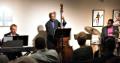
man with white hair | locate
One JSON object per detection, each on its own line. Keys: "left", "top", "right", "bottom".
{"left": 33, "top": 25, "right": 47, "bottom": 47}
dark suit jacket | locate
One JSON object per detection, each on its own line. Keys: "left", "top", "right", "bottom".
{"left": 45, "top": 19, "right": 66, "bottom": 49}
{"left": 45, "top": 19, "right": 66, "bottom": 38}
{"left": 101, "top": 26, "right": 119, "bottom": 44}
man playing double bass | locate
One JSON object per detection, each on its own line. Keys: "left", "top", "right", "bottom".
{"left": 45, "top": 11, "right": 67, "bottom": 49}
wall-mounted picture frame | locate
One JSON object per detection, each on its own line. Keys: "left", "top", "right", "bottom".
{"left": 92, "top": 9, "right": 104, "bottom": 27}
{"left": 0, "top": 10, "right": 13, "bottom": 27}
{"left": 113, "top": 9, "right": 120, "bottom": 22}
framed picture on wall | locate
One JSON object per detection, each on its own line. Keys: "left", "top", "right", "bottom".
{"left": 92, "top": 10, "right": 104, "bottom": 27}
{"left": 0, "top": 10, "right": 13, "bottom": 27}
{"left": 113, "top": 9, "right": 120, "bottom": 22}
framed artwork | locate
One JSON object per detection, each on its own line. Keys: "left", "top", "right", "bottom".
{"left": 0, "top": 10, "right": 13, "bottom": 27}
{"left": 92, "top": 10, "right": 104, "bottom": 27}
{"left": 113, "top": 9, "right": 120, "bottom": 21}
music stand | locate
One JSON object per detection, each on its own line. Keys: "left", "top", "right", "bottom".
{"left": 54, "top": 28, "right": 71, "bottom": 63}
{"left": 54, "top": 28, "right": 71, "bottom": 38}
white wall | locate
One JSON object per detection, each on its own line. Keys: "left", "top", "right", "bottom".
{"left": 0, "top": 0, "right": 120, "bottom": 50}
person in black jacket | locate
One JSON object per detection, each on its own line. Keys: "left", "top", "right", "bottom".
{"left": 101, "top": 19, "right": 119, "bottom": 46}
{"left": 93, "top": 37, "right": 117, "bottom": 63}
{"left": 71, "top": 32, "right": 93, "bottom": 63}
{"left": 3, "top": 24, "right": 22, "bottom": 61}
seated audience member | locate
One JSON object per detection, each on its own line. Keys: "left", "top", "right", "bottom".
{"left": 71, "top": 32, "right": 93, "bottom": 63}
{"left": 33, "top": 25, "right": 47, "bottom": 47}
{"left": 3, "top": 24, "right": 22, "bottom": 61}
{"left": 14, "top": 56, "right": 38, "bottom": 63}
{"left": 94, "top": 37, "right": 116, "bottom": 63}
{"left": 105, "top": 56, "right": 120, "bottom": 63}
{"left": 0, "top": 54, "right": 9, "bottom": 63}
{"left": 31, "top": 37, "right": 59, "bottom": 63}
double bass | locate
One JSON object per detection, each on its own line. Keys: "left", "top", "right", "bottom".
{"left": 55, "top": 4, "right": 73, "bottom": 63}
